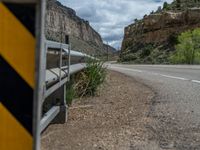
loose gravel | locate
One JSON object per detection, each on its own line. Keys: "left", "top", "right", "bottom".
{"left": 41, "top": 71, "right": 156, "bottom": 150}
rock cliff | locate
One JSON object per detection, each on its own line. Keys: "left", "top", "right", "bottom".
{"left": 46, "top": 0, "right": 115, "bottom": 55}
{"left": 121, "top": 0, "right": 200, "bottom": 63}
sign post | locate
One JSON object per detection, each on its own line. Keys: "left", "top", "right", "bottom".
{"left": 0, "top": 0, "right": 46, "bottom": 150}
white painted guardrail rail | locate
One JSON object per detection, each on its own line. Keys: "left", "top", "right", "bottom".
{"left": 40, "top": 39, "right": 96, "bottom": 133}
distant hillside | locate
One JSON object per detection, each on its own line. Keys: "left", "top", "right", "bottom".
{"left": 103, "top": 44, "right": 117, "bottom": 54}
{"left": 46, "top": 0, "right": 115, "bottom": 56}
{"left": 120, "top": 0, "right": 200, "bottom": 63}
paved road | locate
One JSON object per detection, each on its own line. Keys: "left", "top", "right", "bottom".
{"left": 108, "top": 64, "right": 200, "bottom": 150}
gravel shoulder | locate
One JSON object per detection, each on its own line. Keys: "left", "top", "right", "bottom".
{"left": 41, "top": 70, "right": 156, "bottom": 150}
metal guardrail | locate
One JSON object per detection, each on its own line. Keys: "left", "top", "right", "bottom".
{"left": 40, "top": 40, "right": 95, "bottom": 133}
{"left": 40, "top": 106, "right": 60, "bottom": 133}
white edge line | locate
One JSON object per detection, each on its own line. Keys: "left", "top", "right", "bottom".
{"left": 192, "top": 80, "right": 200, "bottom": 84}
{"left": 109, "top": 67, "right": 143, "bottom": 73}
{"left": 160, "top": 74, "right": 188, "bottom": 81}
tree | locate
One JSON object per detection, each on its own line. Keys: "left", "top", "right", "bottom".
{"left": 171, "top": 28, "right": 200, "bottom": 64}
{"left": 163, "top": 2, "right": 169, "bottom": 10}
{"left": 143, "top": 14, "right": 148, "bottom": 18}
{"left": 150, "top": 11, "right": 154, "bottom": 14}
{"left": 157, "top": 6, "right": 162, "bottom": 13}
{"left": 134, "top": 18, "right": 138, "bottom": 23}
{"left": 176, "top": 0, "right": 181, "bottom": 8}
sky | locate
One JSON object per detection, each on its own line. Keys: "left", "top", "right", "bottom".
{"left": 58, "top": 0, "right": 173, "bottom": 49}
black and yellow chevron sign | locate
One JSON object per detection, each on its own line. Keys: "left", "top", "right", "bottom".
{"left": 0, "top": 1, "right": 37, "bottom": 150}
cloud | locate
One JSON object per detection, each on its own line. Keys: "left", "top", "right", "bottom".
{"left": 58, "top": 0, "right": 173, "bottom": 49}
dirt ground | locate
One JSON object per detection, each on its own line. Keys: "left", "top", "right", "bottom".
{"left": 41, "top": 70, "right": 155, "bottom": 150}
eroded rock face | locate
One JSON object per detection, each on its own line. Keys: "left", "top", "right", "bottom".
{"left": 45, "top": 0, "right": 104, "bottom": 54}
{"left": 122, "top": 9, "right": 200, "bottom": 52}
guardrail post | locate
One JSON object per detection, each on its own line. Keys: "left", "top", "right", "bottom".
{"left": 0, "top": 1, "right": 45, "bottom": 150}
{"left": 51, "top": 85, "right": 67, "bottom": 124}
{"left": 59, "top": 43, "right": 62, "bottom": 82}
{"left": 34, "top": 0, "right": 46, "bottom": 149}
{"left": 68, "top": 43, "right": 71, "bottom": 81}
{"left": 50, "top": 35, "right": 70, "bottom": 124}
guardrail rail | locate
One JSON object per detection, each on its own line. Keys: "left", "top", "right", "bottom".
{"left": 40, "top": 39, "right": 96, "bottom": 133}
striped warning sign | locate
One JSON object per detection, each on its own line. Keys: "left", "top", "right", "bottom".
{"left": 0, "top": 1, "right": 37, "bottom": 150}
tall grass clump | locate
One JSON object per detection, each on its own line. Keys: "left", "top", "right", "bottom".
{"left": 66, "top": 59, "right": 106, "bottom": 105}
{"left": 66, "top": 78, "right": 76, "bottom": 105}
{"left": 74, "top": 59, "right": 106, "bottom": 97}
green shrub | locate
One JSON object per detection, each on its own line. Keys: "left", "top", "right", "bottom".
{"left": 168, "top": 34, "right": 178, "bottom": 46}
{"left": 170, "top": 28, "right": 200, "bottom": 64}
{"left": 66, "top": 59, "right": 106, "bottom": 104}
{"left": 140, "top": 44, "right": 153, "bottom": 58}
{"left": 120, "top": 53, "right": 138, "bottom": 62}
{"left": 163, "top": 2, "right": 170, "bottom": 10}
{"left": 74, "top": 59, "right": 106, "bottom": 96}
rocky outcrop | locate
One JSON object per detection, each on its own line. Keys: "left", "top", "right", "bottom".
{"left": 121, "top": 0, "right": 200, "bottom": 63}
{"left": 122, "top": 9, "right": 200, "bottom": 49}
{"left": 46, "top": 0, "right": 113, "bottom": 55}
{"left": 103, "top": 44, "right": 117, "bottom": 54}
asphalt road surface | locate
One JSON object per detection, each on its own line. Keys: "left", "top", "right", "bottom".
{"left": 108, "top": 64, "right": 200, "bottom": 150}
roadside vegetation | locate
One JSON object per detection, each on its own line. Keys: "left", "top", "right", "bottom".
{"left": 66, "top": 59, "right": 106, "bottom": 105}
{"left": 170, "top": 28, "right": 200, "bottom": 64}
{"left": 119, "top": 43, "right": 170, "bottom": 64}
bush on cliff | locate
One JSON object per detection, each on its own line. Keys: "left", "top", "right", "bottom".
{"left": 119, "top": 53, "right": 138, "bottom": 62}
{"left": 163, "top": 2, "right": 170, "bottom": 10}
{"left": 170, "top": 28, "right": 200, "bottom": 64}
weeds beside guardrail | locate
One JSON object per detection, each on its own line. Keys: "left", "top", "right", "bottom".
{"left": 66, "top": 59, "right": 106, "bottom": 105}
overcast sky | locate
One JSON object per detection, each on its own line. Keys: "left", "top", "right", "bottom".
{"left": 58, "top": 0, "right": 173, "bottom": 49}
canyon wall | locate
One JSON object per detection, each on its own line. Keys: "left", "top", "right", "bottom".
{"left": 46, "top": 0, "right": 112, "bottom": 55}
{"left": 121, "top": 0, "right": 200, "bottom": 63}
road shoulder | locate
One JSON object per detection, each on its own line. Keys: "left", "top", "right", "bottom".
{"left": 41, "top": 70, "right": 157, "bottom": 150}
